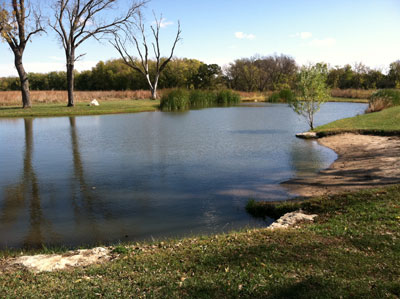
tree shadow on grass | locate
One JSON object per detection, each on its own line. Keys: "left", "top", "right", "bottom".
{"left": 0, "top": 106, "right": 22, "bottom": 111}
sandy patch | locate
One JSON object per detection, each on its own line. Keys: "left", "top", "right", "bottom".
{"left": 282, "top": 133, "right": 400, "bottom": 197}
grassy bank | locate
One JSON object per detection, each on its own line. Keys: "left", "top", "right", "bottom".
{"left": 315, "top": 105, "right": 400, "bottom": 135}
{"left": 0, "top": 185, "right": 399, "bottom": 297}
{"left": 0, "top": 100, "right": 160, "bottom": 118}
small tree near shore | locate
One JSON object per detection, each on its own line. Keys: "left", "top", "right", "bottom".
{"left": 289, "top": 63, "right": 330, "bottom": 130}
{"left": 111, "top": 12, "right": 181, "bottom": 100}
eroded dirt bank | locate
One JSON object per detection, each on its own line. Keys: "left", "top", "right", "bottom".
{"left": 282, "top": 133, "right": 400, "bottom": 197}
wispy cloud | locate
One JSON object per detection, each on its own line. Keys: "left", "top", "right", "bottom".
{"left": 155, "top": 18, "right": 173, "bottom": 28}
{"left": 290, "top": 32, "right": 313, "bottom": 39}
{"left": 235, "top": 32, "right": 256, "bottom": 40}
{"left": 308, "top": 37, "right": 336, "bottom": 47}
{"left": 291, "top": 31, "right": 336, "bottom": 47}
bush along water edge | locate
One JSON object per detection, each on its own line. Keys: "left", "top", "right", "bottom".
{"left": 160, "top": 89, "right": 240, "bottom": 111}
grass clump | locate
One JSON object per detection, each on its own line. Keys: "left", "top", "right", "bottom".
{"left": 246, "top": 199, "right": 299, "bottom": 219}
{"left": 266, "top": 89, "right": 296, "bottom": 103}
{"left": 367, "top": 89, "right": 400, "bottom": 112}
{"left": 111, "top": 245, "right": 132, "bottom": 255}
{"left": 159, "top": 89, "right": 191, "bottom": 111}
{"left": 1, "top": 185, "right": 399, "bottom": 297}
{"left": 215, "top": 89, "right": 241, "bottom": 104}
{"left": 160, "top": 89, "right": 240, "bottom": 111}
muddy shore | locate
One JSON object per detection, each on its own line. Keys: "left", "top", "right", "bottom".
{"left": 282, "top": 133, "right": 400, "bottom": 197}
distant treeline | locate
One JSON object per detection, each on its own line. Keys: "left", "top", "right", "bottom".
{"left": 1, "top": 55, "right": 400, "bottom": 92}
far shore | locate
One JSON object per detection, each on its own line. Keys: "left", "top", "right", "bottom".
{"left": 0, "top": 90, "right": 370, "bottom": 118}
{"left": 282, "top": 133, "right": 400, "bottom": 197}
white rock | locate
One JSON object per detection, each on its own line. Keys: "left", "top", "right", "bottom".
{"left": 90, "top": 99, "right": 100, "bottom": 106}
{"left": 11, "top": 247, "right": 111, "bottom": 272}
{"left": 295, "top": 132, "right": 318, "bottom": 139}
{"left": 268, "top": 210, "right": 318, "bottom": 230}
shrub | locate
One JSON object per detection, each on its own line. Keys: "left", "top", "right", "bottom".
{"left": 160, "top": 89, "right": 190, "bottom": 111}
{"left": 367, "top": 89, "right": 400, "bottom": 112}
{"left": 189, "top": 90, "right": 216, "bottom": 108}
{"left": 161, "top": 89, "right": 240, "bottom": 111}
{"left": 216, "top": 90, "right": 240, "bottom": 104}
{"left": 266, "top": 89, "right": 296, "bottom": 103}
{"left": 267, "top": 92, "right": 281, "bottom": 103}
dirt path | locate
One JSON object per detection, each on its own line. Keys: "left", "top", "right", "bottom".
{"left": 282, "top": 133, "right": 400, "bottom": 197}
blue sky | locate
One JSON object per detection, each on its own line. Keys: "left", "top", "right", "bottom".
{"left": 1, "top": 0, "right": 399, "bottom": 76}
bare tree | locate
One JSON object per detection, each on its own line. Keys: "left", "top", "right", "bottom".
{"left": 0, "top": 0, "right": 44, "bottom": 108}
{"left": 111, "top": 12, "right": 181, "bottom": 100}
{"left": 50, "top": 0, "right": 146, "bottom": 107}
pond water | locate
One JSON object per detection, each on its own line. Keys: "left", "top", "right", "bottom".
{"left": 0, "top": 102, "right": 367, "bottom": 249}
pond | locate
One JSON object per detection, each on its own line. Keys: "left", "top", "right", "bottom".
{"left": 0, "top": 102, "right": 367, "bottom": 249}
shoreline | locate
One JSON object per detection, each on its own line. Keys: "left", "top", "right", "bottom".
{"left": 282, "top": 133, "right": 400, "bottom": 197}
{"left": 0, "top": 97, "right": 367, "bottom": 119}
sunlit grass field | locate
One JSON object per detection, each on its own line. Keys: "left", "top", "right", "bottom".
{"left": 315, "top": 105, "right": 400, "bottom": 134}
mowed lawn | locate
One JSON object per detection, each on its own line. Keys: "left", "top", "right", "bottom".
{"left": 315, "top": 105, "right": 400, "bottom": 134}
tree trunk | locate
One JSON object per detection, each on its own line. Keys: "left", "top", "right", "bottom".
{"left": 15, "top": 54, "right": 32, "bottom": 109}
{"left": 66, "top": 55, "right": 75, "bottom": 107}
{"left": 151, "top": 88, "right": 157, "bottom": 100}
{"left": 67, "top": 63, "right": 75, "bottom": 107}
{"left": 151, "top": 76, "right": 159, "bottom": 100}
{"left": 309, "top": 113, "right": 314, "bottom": 130}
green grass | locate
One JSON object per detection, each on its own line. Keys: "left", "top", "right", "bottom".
{"left": 314, "top": 105, "right": 400, "bottom": 135}
{"left": 1, "top": 185, "right": 399, "bottom": 297}
{"left": 0, "top": 100, "right": 160, "bottom": 118}
{"left": 266, "top": 89, "right": 296, "bottom": 103}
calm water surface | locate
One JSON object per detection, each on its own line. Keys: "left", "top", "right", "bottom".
{"left": 0, "top": 102, "right": 366, "bottom": 248}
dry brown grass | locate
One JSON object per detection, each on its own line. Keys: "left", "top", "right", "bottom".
{"left": 331, "top": 88, "right": 375, "bottom": 99}
{"left": 237, "top": 91, "right": 273, "bottom": 101}
{"left": 0, "top": 90, "right": 158, "bottom": 106}
{"left": 366, "top": 97, "right": 393, "bottom": 113}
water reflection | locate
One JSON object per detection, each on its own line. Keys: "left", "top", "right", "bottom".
{"left": 289, "top": 139, "right": 336, "bottom": 178}
{"left": 68, "top": 117, "right": 109, "bottom": 243}
{"left": 0, "top": 119, "right": 56, "bottom": 248}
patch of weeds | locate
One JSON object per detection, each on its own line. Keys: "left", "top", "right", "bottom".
{"left": 111, "top": 245, "right": 131, "bottom": 255}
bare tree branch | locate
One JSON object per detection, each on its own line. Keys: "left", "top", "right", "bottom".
{"left": 0, "top": 0, "right": 45, "bottom": 108}
{"left": 49, "top": 0, "right": 146, "bottom": 106}
{"left": 111, "top": 12, "right": 181, "bottom": 100}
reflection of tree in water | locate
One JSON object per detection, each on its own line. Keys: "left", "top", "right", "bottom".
{"left": 289, "top": 140, "right": 334, "bottom": 178}
{"left": 0, "top": 118, "right": 55, "bottom": 248}
{"left": 69, "top": 117, "right": 112, "bottom": 242}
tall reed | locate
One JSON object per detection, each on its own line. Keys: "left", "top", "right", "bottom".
{"left": 160, "top": 89, "right": 240, "bottom": 111}
{"left": 159, "top": 89, "right": 191, "bottom": 111}
{"left": 266, "top": 89, "right": 296, "bottom": 103}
